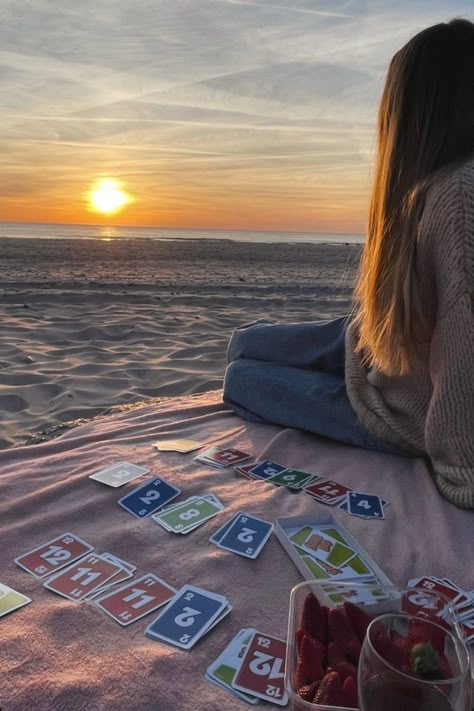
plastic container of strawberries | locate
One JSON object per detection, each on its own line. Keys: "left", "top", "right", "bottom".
{"left": 285, "top": 580, "right": 468, "bottom": 711}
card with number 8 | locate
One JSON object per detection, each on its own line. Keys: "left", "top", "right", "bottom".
{"left": 232, "top": 631, "right": 288, "bottom": 705}
{"left": 117, "top": 477, "right": 181, "bottom": 519}
{"left": 14, "top": 532, "right": 94, "bottom": 578}
{"left": 145, "top": 584, "right": 228, "bottom": 649}
{"left": 95, "top": 574, "right": 176, "bottom": 625}
{"left": 152, "top": 497, "right": 222, "bottom": 533}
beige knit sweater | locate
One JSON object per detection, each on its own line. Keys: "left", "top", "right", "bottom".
{"left": 345, "top": 158, "right": 474, "bottom": 509}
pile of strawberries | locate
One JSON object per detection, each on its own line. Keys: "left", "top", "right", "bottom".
{"left": 295, "top": 593, "right": 452, "bottom": 708}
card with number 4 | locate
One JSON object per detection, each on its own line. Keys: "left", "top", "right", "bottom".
{"left": 15, "top": 532, "right": 94, "bottom": 579}
{"left": 214, "top": 513, "right": 273, "bottom": 559}
{"left": 145, "top": 585, "right": 229, "bottom": 649}
{"left": 346, "top": 491, "right": 385, "bottom": 519}
{"left": 232, "top": 631, "right": 288, "bottom": 706}
{"left": 95, "top": 574, "right": 176, "bottom": 626}
{"left": 117, "top": 477, "right": 181, "bottom": 518}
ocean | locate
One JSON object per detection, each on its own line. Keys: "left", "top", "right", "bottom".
{"left": 0, "top": 221, "right": 364, "bottom": 245}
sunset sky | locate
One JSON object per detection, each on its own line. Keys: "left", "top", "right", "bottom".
{"left": 0, "top": 0, "right": 471, "bottom": 233}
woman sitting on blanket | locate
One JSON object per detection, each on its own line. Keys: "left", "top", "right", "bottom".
{"left": 223, "top": 19, "right": 474, "bottom": 510}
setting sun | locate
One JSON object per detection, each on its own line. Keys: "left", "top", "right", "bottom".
{"left": 89, "top": 179, "right": 129, "bottom": 215}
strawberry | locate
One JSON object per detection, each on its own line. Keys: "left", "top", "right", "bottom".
{"left": 407, "top": 616, "right": 446, "bottom": 655}
{"left": 328, "top": 607, "right": 356, "bottom": 644}
{"left": 297, "top": 681, "right": 320, "bottom": 702}
{"left": 295, "top": 657, "right": 309, "bottom": 688}
{"left": 300, "top": 634, "right": 325, "bottom": 682}
{"left": 296, "top": 627, "right": 306, "bottom": 655}
{"left": 327, "top": 661, "right": 357, "bottom": 681}
{"left": 327, "top": 640, "right": 347, "bottom": 667}
{"left": 301, "top": 593, "right": 327, "bottom": 642}
{"left": 345, "top": 639, "right": 362, "bottom": 665}
{"left": 373, "top": 629, "right": 408, "bottom": 670}
{"left": 314, "top": 671, "right": 347, "bottom": 706}
{"left": 343, "top": 675, "right": 358, "bottom": 709}
{"left": 343, "top": 600, "right": 373, "bottom": 643}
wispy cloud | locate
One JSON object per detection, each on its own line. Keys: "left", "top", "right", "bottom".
{"left": 0, "top": 0, "right": 471, "bottom": 230}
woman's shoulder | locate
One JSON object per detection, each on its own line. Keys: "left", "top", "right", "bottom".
{"left": 425, "top": 156, "right": 474, "bottom": 213}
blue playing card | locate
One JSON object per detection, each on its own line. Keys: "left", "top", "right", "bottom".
{"left": 347, "top": 491, "right": 385, "bottom": 519}
{"left": 145, "top": 585, "right": 228, "bottom": 649}
{"left": 218, "top": 513, "right": 273, "bottom": 558}
{"left": 249, "top": 460, "right": 287, "bottom": 480}
{"left": 117, "top": 477, "right": 181, "bottom": 519}
{"left": 209, "top": 512, "right": 240, "bottom": 545}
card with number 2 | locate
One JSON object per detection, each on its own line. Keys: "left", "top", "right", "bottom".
{"left": 117, "top": 477, "right": 181, "bottom": 518}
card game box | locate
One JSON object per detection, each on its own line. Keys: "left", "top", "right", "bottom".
{"left": 274, "top": 513, "right": 394, "bottom": 592}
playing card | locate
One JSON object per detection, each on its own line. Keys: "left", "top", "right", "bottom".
{"left": 153, "top": 439, "right": 204, "bottom": 453}
{"left": 299, "top": 528, "right": 357, "bottom": 568}
{"left": 407, "top": 576, "right": 464, "bottom": 605}
{"left": 195, "top": 447, "right": 251, "bottom": 468}
{"left": 44, "top": 553, "right": 124, "bottom": 601}
{"left": 339, "top": 497, "right": 389, "bottom": 517}
{"left": 217, "top": 513, "right": 273, "bottom": 559}
{"left": 145, "top": 585, "right": 228, "bottom": 649}
{"left": 15, "top": 532, "right": 94, "bottom": 578}
{"left": 83, "top": 553, "right": 136, "bottom": 600}
{"left": 232, "top": 631, "right": 288, "bottom": 705}
{"left": 233, "top": 463, "right": 258, "bottom": 479}
{"left": 210, "top": 512, "right": 240, "bottom": 544}
{"left": 99, "top": 553, "right": 136, "bottom": 575}
{"left": 320, "top": 582, "right": 391, "bottom": 606}
{"left": 267, "top": 468, "right": 316, "bottom": 489}
{"left": 152, "top": 496, "right": 222, "bottom": 533}
{"left": 248, "top": 460, "right": 287, "bottom": 480}
{"left": 117, "top": 477, "right": 181, "bottom": 518}
{"left": 206, "top": 628, "right": 259, "bottom": 704}
{"left": 96, "top": 574, "right": 176, "bottom": 626}
{"left": 89, "top": 461, "right": 149, "bottom": 487}
{"left": 0, "top": 583, "right": 32, "bottom": 618}
{"left": 305, "top": 479, "right": 352, "bottom": 504}
{"left": 347, "top": 491, "right": 385, "bottom": 519}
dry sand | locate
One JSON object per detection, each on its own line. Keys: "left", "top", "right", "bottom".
{"left": 0, "top": 236, "right": 360, "bottom": 448}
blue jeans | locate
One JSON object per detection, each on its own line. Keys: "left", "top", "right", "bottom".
{"left": 223, "top": 317, "right": 402, "bottom": 455}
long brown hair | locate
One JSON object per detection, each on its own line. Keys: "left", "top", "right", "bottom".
{"left": 353, "top": 18, "right": 474, "bottom": 376}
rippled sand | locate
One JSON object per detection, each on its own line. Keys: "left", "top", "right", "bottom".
{"left": 0, "top": 237, "right": 360, "bottom": 447}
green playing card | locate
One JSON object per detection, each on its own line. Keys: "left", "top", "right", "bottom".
{"left": 267, "top": 469, "right": 314, "bottom": 489}
{"left": 153, "top": 497, "right": 220, "bottom": 532}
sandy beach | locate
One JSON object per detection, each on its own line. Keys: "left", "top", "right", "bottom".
{"left": 0, "top": 236, "right": 360, "bottom": 449}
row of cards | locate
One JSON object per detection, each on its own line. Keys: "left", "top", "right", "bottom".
{"left": 408, "top": 576, "right": 474, "bottom": 643}
{"left": 206, "top": 628, "right": 288, "bottom": 706}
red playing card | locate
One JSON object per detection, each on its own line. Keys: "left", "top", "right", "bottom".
{"left": 96, "top": 574, "right": 176, "bottom": 625}
{"left": 305, "top": 479, "right": 352, "bottom": 502}
{"left": 210, "top": 448, "right": 251, "bottom": 466}
{"left": 410, "top": 577, "right": 463, "bottom": 603}
{"left": 44, "top": 554, "right": 123, "bottom": 601}
{"left": 232, "top": 632, "right": 288, "bottom": 706}
{"left": 15, "top": 533, "right": 94, "bottom": 578}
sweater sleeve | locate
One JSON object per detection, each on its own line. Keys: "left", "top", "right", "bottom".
{"left": 426, "top": 292, "right": 474, "bottom": 508}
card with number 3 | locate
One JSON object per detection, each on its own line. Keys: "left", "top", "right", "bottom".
{"left": 117, "top": 477, "right": 181, "bottom": 518}
{"left": 232, "top": 631, "right": 288, "bottom": 705}
{"left": 14, "top": 532, "right": 94, "bottom": 578}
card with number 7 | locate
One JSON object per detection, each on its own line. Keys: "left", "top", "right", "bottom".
{"left": 232, "top": 631, "right": 288, "bottom": 705}
{"left": 95, "top": 574, "right": 176, "bottom": 626}
{"left": 117, "top": 477, "right": 181, "bottom": 519}
{"left": 14, "top": 532, "right": 94, "bottom": 578}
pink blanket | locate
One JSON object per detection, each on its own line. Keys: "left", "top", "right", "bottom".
{"left": 1, "top": 391, "right": 472, "bottom": 711}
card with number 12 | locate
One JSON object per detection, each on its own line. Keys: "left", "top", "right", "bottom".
{"left": 117, "top": 477, "right": 181, "bottom": 518}
{"left": 232, "top": 631, "right": 288, "bottom": 705}
{"left": 15, "top": 532, "right": 93, "bottom": 578}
